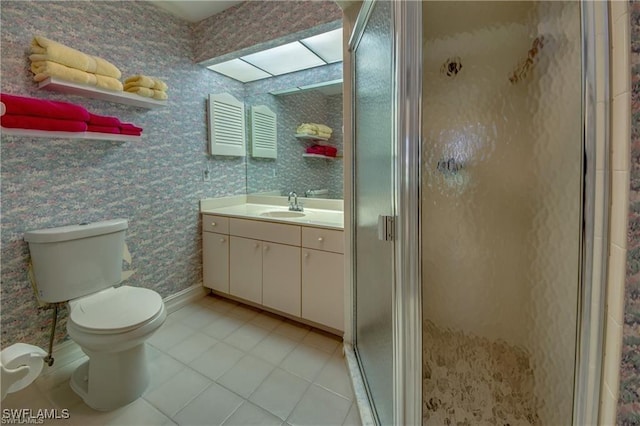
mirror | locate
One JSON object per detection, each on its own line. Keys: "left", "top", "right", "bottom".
{"left": 245, "top": 79, "right": 344, "bottom": 200}
{"left": 200, "top": 21, "right": 344, "bottom": 200}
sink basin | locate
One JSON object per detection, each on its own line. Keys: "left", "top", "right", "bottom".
{"left": 260, "top": 211, "right": 306, "bottom": 218}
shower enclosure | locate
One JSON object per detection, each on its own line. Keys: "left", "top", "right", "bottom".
{"left": 349, "top": 1, "right": 607, "bottom": 425}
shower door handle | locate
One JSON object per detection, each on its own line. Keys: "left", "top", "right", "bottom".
{"left": 377, "top": 215, "right": 395, "bottom": 241}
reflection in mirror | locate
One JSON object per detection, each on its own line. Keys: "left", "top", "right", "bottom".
{"left": 245, "top": 79, "right": 343, "bottom": 200}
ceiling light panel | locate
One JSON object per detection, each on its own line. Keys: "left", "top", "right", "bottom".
{"left": 207, "top": 59, "right": 271, "bottom": 83}
{"left": 241, "top": 41, "right": 325, "bottom": 76}
{"left": 301, "top": 29, "right": 343, "bottom": 63}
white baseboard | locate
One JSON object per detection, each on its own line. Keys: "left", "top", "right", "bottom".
{"left": 163, "top": 284, "right": 208, "bottom": 314}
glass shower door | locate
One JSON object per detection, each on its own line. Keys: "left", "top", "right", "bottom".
{"left": 351, "top": 1, "right": 395, "bottom": 425}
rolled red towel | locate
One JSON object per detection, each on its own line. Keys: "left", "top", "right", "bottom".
{"left": 88, "top": 113, "right": 121, "bottom": 127}
{"left": 119, "top": 122, "right": 143, "bottom": 134}
{"left": 0, "top": 93, "right": 89, "bottom": 122}
{"left": 1, "top": 114, "right": 88, "bottom": 132}
{"left": 87, "top": 124, "right": 120, "bottom": 134}
{"left": 306, "top": 144, "right": 325, "bottom": 154}
{"left": 324, "top": 146, "right": 337, "bottom": 157}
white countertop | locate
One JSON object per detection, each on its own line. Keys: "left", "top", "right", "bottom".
{"left": 201, "top": 201, "right": 344, "bottom": 230}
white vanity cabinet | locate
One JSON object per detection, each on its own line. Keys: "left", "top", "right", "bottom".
{"left": 203, "top": 232, "right": 229, "bottom": 293}
{"left": 229, "top": 218, "right": 302, "bottom": 315}
{"left": 301, "top": 228, "right": 344, "bottom": 331}
{"left": 201, "top": 212, "right": 344, "bottom": 332}
{"left": 229, "top": 236, "right": 263, "bottom": 304}
{"left": 261, "top": 242, "right": 301, "bottom": 316}
{"left": 202, "top": 215, "right": 230, "bottom": 293}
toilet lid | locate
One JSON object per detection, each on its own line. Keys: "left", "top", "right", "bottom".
{"left": 69, "top": 286, "right": 163, "bottom": 333}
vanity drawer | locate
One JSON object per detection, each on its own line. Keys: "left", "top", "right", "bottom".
{"left": 230, "top": 218, "right": 300, "bottom": 246}
{"left": 302, "top": 227, "right": 344, "bottom": 253}
{"left": 202, "top": 214, "right": 229, "bottom": 234}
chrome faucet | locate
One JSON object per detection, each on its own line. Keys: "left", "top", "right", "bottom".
{"left": 288, "top": 191, "right": 303, "bottom": 212}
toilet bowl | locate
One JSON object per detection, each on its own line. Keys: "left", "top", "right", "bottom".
{"left": 24, "top": 219, "right": 167, "bottom": 411}
{"left": 66, "top": 286, "right": 166, "bottom": 410}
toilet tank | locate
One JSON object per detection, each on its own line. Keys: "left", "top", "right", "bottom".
{"left": 24, "top": 219, "right": 128, "bottom": 303}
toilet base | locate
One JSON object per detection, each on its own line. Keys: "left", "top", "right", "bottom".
{"left": 70, "top": 343, "right": 149, "bottom": 411}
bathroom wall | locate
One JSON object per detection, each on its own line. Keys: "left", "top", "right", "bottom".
{"left": 0, "top": 1, "right": 247, "bottom": 349}
{"left": 244, "top": 62, "right": 344, "bottom": 199}
{"left": 192, "top": 1, "right": 342, "bottom": 64}
{"left": 620, "top": 0, "right": 640, "bottom": 422}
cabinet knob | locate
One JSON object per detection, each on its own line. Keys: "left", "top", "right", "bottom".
{"left": 264, "top": 245, "right": 269, "bottom": 251}
{"left": 254, "top": 243, "right": 260, "bottom": 248}
{"left": 317, "top": 237, "right": 324, "bottom": 242}
{"left": 211, "top": 222, "right": 216, "bottom": 226}
{"left": 304, "top": 252, "right": 310, "bottom": 258}
{"left": 219, "top": 237, "right": 226, "bottom": 242}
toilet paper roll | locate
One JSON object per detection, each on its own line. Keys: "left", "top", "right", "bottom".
{"left": 0, "top": 343, "right": 46, "bottom": 395}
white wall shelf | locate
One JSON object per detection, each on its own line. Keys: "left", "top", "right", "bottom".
{"left": 295, "top": 133, "right": 329, "bottom": 142}
{"left": 1, "top": 127, "right": 141, "bottom": 142}
{"left": 302, "top": 153, "right": 341, "bottom": 160}
{"left": 38, "top": 77, "right": 167, "bottom": 109}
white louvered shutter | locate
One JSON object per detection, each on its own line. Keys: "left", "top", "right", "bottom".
{"left": 250, "top": 105, "right": 277, "bottom": 159}
{"left": 208, "top": 93, "right": 246, "bottom": 157}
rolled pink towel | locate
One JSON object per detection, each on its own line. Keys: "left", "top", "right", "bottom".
{"left": 0, "top": 93, "right": 89, "bottom": 121}
{"left": 88, "top": 113, "right": 121, "bottom": 127}
{"left": 1, "top": 114, "right": 88, "bottom": 132}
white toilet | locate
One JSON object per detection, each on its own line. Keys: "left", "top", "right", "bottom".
{"left": 24, "top": 219, "right": 166, "bottom": 411}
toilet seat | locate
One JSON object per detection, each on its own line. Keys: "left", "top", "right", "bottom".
{"left": 68, "top": 286, "right": 163, "bottom": 334}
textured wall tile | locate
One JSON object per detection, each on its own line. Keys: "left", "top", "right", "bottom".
{"left": 191, "top": 1, "right": 342, "bottom": 64}
{"left": 0, "top": 1, "right": 344, "bottom": 351}
{"left": 619, "top": 1, "right": 640, "bottom": 422}
{"left": 0, "top": 1, "right": 246, "bottom": 349}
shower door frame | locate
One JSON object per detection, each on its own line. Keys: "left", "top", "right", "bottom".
{"left": 391, "top": 1, "right": 423, "bottom": 425}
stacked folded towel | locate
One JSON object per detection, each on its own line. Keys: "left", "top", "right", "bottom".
{"left": 29, "top": 36, "right": 123, "bottom": 92}
{"left": 0, "top": 93, "right": 89, "bottom": 132}
{"left": 305, "top": 144, "right": 337, "bottom": 157}
{"left": 296, "top": 123, "right": 333, "bottom": 139}
{"left": 0, "top": 93, "right": 143, "bottom": 136}
{"left": 124, "top": 75, "right": 168, "bottom": 100}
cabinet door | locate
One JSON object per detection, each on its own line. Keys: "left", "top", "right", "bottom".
{"left": 203, "top": 232, "right": 229, "bottom": 293}
{"left": 229, "top": 236, "right": 262, "bottom": 304}
{"left": 301, "top": 249, "right": 344, "bottom": 331}
{"left": 262, "top": 242, "right": 301, "bottom": 316}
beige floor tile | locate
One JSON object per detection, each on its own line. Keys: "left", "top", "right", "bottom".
{"left": 217, "top": 354, "right": 275, "bottom": 398}
{"left": 249, "top": 368, "right": 311, "bottom": 421}
{"left": 280, "top": 344, "right": 331, "bottom": 382}
{"left": 189, "top": 341, "right": 244, "bottom": 380}
{"left": 144, "top": 368, "right": 211, "bottom": 417}
{"left": 174, "top": 382, "right": 243, "bottom": 426}
{"left": 287, "top": 384, "right": 351, "bottom": 426}
{"left": 222, "top": 401, "right": 283, "bottom": 426}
